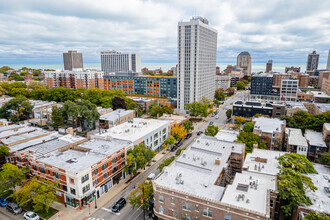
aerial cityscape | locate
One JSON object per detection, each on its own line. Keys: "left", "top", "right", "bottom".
{"left": 0, "top": 1, "right": 329, "bottom": 220}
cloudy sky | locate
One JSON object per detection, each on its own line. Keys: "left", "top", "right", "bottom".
{"left": 0, "top": 0, "right": 329, "bottom": 64}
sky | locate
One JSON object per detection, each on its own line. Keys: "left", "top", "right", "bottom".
{"left": 0, "top": 0, "right": 330, "bottom": 64}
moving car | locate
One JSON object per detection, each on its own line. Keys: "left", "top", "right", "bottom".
{"left": 6, "top": 202, "right": 22, "bottom": 215}
{"left": 112, "top": 198, "right": 126, "bottom": 213}
{"left": 0, "top": 197, "right": 8, "bottom": 207}
{"left": 147, "top": 173, "right": 156, "bottom": 180}
{"left": 197, "top": 131, "right": 203, "bottom": 136}
{"left": 24, "top": 211, "right": 40, "bottom": 220}
{"left": 209, "top": 121, "right": 214, "bottom": 125}
{"left": 215, "top": 115, "right": 219, "bottom": 119}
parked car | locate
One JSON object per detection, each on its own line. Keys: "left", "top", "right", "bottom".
{"left": 209, "top": 121, "right": 214, "bottom": 125}
{"left": 197, "top": 131, "right": 203, "bottom": 136}
{"left": 112, "top": 198, "right": 126, "bottom": 213}
{"left": 215, "top": 115, "right": 219, "bottom": 119}
{"left": 6, "top": 202, "right": 22, "bottom": 215}
{"left": 185, "top": 133, "right": 192, "bottom": 139}
{"left": 147, "top": 173, "right": 156, "bottom": 180}
{"left": 24, "top": 211, "right": 40, "bottom": 220}
{"left": 0, "top": 197, "right": 8, "bottom": 207}
{"left": 177, "top": 140, "right": 183, "bottom": 147}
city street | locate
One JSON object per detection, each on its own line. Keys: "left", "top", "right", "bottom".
{"left": 88, "top": 91, "right": 246, "bottom": 220}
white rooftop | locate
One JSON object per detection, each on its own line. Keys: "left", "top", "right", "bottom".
{"left": 304, "top": 130, "right": 327, "bottom": 148}
{"left": 253, "top": 117, "right": 285, "bottom": 134}
{"left": 99, "top": 109, "right": 134, "bottom": 122}
{"left": 315, "top": 103, "right": 330, "bottom": 113}
{"left": 302, "top": 163, "right": 330, "bottom": 214}
{"left": 0, "top": 126, "right": 36, "bottom": 139}
{"left": 154, "top": 135, "right": 244, "bottom": 202}
{"left": 215, "top": 130, "right": 239, "bottom": 142}
{"left": 38, "top": 138, "right": 130, "bottom": 174}
{"left": 221, "top": 171, "right": 276, "bottom": 216}
{"left": 310, "top": 91, "right": 330, "bottom": 98}
{"left": 243, "top": 149, "right": 286, "bottom": 176}
{"left": 1, "top": 129, "right": 51, "bottom": 145}
{"left": 325, "top": 123, "right": 330, "bottom": 130}
{"left": 95, "top": 118, "right": 171, "bottom": 143}
{"left": 285, "top": 128, "right": 308, "bottom": 147}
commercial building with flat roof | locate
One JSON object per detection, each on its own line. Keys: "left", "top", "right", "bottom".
{"left": 63, "top": 50, "right": 83, "bottom": 71}
{"left": 91, "top": 118, "right": 172, "bottom": 152}
{"left": 100, "top": 50, "right": 141, "bottom": 74}
{"left": 99, "top": 109, "right": 135, "bottom": 129}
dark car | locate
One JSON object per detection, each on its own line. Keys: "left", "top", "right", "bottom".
{"left": 112, "top": 198, "right": 126, "bottom": 213}
{"left": 185, "top": 133, "right": 192, "bottom": 139}
{"left": 209, "top": 121, "right": 214, "bottom": 125}
{"left": 177, "top": 140, "right": 183, "bottom": 147}
{"left": 6, "top": 202, "right": 22, "bottom": 215}
{"left": 171, "top": 146, "right": 178, "bottom": 152}
{"left": 197, "top": 131, "right": 203, "bottom": 136}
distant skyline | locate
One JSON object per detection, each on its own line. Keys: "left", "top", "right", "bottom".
{"left": 0, "top": 0, "right": 329, "bottom": 64}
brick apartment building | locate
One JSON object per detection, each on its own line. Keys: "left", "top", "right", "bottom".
{"left": 44, "top": 70, "right": 104, "bottom": 89}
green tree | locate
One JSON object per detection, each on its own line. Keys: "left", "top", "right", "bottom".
{"left": 0, "top": 145, "right": 9, "bottom": 157}
{"left": 185, "top": 102, "right": 208, "bottom": 117}
{"left": 304, "top": 211, "right": 330, "bottom": 220}
{"left": 236, "top": 131, "right": 267, "bottom": 153}
{"left": 13, "top": 177, "right": 58, "bottom": 213}
{"left": 0, "top": 96, "right": 33, "bottom": 122}
{"left": 149, "top": 105, "right": 164, "bottom": 118}
{"left": 182, "top": 120, "right": 194, "bottom": 132}
{"left": 205, "top": 125, "right": 219, "bottom": 136}
{"left": 164, "top": 136, "right": 175, "bottom": 149}
{"left": 145, "top": 148, "right": 156, "bottom": 165}
{"left": 158, "top": 156, "right": 176, "bottom": 172}
{"left": 28, "top": 82, "right": 46, "bottom": 90}
{"left": 128, "top": 178, "right": 153, "bottom": 212}
{"left": 235, "top": 116, "right": 245, "bottom": 125}
{"left": 50, "top": 106, "right": 65, "bottom": 129}
{"left": 319, "top": 152, "right": 330, "bottom": 165}
{"left": 215, "top": 89, "right": 225, "bottom": 101}
{"left": 0, "top": 163, "right": 29, "bottom": 195}
{"left": 162, "top": 106, "right": 173, "bottom": 114}
{"left": 242, "top": 122, "right": 254, "bottom": 132}
{"left": 236, "top": 81, "right": 246, "bottom": 90}
{"left": 278, "top": 153, "right": 316, "bottom": 174}
{"left": 226, "top": 109, "right": 232, "bottom": 119}
{"left": 124, "top": 152, "right": 136, "bottom": 178}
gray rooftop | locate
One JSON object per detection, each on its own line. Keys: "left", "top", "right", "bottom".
{"left": 285, "top": 128, "right": 308, "bottom": 147}
{"left": 99, "top": 109, "right": 134, "bottom": 122}
{"left": 304, "top": 130, "right": 327, "bottom": 148}
{"left": 253, "top": 117, "right": 285, "bottom": 134}
{"left": 239, "top": 51, "right": 250, "bottom": 56}
{"left": 215, "top": 130, "right": 239, "bottom": 142}
{"left": 1, "top": 129, "right": 51, "bottom": 145}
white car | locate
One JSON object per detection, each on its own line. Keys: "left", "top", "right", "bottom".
{"left": 215, "top": 115, "right": 219, "bottom": 119}
{"left": 24, "top": 211, "right": 40, "bottom": 220}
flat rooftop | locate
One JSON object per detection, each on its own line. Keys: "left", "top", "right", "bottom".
{"left": 253, "top": 117, "right": 285, "bottom": 134}
{"left": 158, "top": 114, "right": 187, "bottom": 123}
{"left": 285, "top": 128, "right": 308, "bottom": 147}
{"left": 304, "top": 130, "right": 327, "bottom": 148}
{"left": 1, "top": 129, "right": 51, "bottom": 145}
{"left": 154, "top": 135, "right": 244, "bottom": 202}
{"left": 302, "top": 163, "right": 330, "bottom": 214}
{"left": 95, "top": 118, "right": 171, "bottom": 143}
{"left": 310, "top": 91, "right": 330, "bottom": 98}
{"left": 0, "top": 124, "right": 24, "bottom": 133}
{"left": 38, "top": 138, "right": 130, "bottom": 174}
{"left": 221, "top": 171, "right": 276, "bottom": 216}
{"left": 325, "top": 123, "right": 330, "bottom": 130}
{"left": 243, "top": 149, "right": 286, "bottom": 176}
{"left": 215, "top": 130, "right": 239, "bottom": 142}
{"left": 99, "top": 109, "right": 134, "bottom": 121}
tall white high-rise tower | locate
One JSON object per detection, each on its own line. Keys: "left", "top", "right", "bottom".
{"left": 177, "top": 17, "right": 218, "bottom": 114}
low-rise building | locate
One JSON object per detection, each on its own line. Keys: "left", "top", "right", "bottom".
{"left": 252, "top": 117, "right": 286, "bottom": 150}
{"left": 233, "top": 101, "right": 285, "bottom": 118}
{"left": 215, "top": 130, "right": 239, "bottom": 142}
{"left": 323, "top": 123, "right": 330, "bottom": 151}
{"left": 310, "top": 91, "right": 330, "bottom": 103}
{"left": 215, "top": 75, "right": 231, "bottom": 90}
{"left": 99, "top": 109, "right": 135, "bottom": 129}
{"left": 297, "top": 91, "right": 314, "bottom": 102}
{"left": 90, "top": 118, "right": 172, "bottom": 152}
{"left": 128, "top": 97, "right": 158, "bottom": 111}
{"left": 304, "top": 130, "right": 327, "bottom": 162}
{"left": 284, "top": 128, "right": 308, "bottom": 156}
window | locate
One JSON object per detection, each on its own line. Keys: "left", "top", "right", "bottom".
{"left": 82, "top": 184, "right": 90, "bottom": 194}
{"left": 103, "top": 172, "right": 109, "bottom": 179}
{"left": 40, "top": 167, "right": 46, "bottom": 174}
{"left": 173, "top": 211, "right": 178, "bottom": 218}
{"left": 171, "top": 198, "right": 175, "bottom": 204}
{"left": 182, "top": 202, "right": 191, "bottom": 211}
{"left": 121, "top": 162, "right": 125, "bottom": 167}
{"left": 70, "top": 188, "right": 76, "bottom": 195}
{"left": 203, "top": 208, "right": 213, "bottom": 217}
{"left": 94, "top": 179, "right": 99, "bottom": 186}
{"left": 270, "top": 200, "right": 274, "bottom": 208}
{"left": 102, "top": 163, "right": 108, "bottom": 170}
{"left": 182, "top": 214, "right": 191, "bottom": 220}
{"left": 62, "top": 185, "right": 67, "bottom": 192}
{"left": 195, "top": 205, "right": 199, "bottom": 211}
{"left": 81, "top": 174, "right": 89, "bottom": 183}
{"left": 17, "top": 157, "right": 22, "bottom": 162}
{"left": 159, "top": 195, "right": 164, "bottom": 203}
{"left": 93, "top": 169, "right": 98, "bottom": 176}
{"left": 121, "top": 153, "right": 124, "bottom": 159}
{"left": 53, "top": 172, "right": 59, "bottom": 179}
{"left": 112, "top": 157, "right": 118, "bottom": 164}
{"left": 33, "top": 165, "right": 37, "bottom": 171}
{"left": 159, "top": 206, "right": 164, "bottom": 214}
{"left": 70, "top": 178, "right": 74, "bottom": 184}
{"left": 113, "top": 166, "right": 118, "bottom": 173}
{"left": 225, "top": 215, "right": 231, "bottom": 220}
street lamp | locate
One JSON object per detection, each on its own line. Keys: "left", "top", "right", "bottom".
{"left": 94, "top": 192, "right": 97, "bottom": 209}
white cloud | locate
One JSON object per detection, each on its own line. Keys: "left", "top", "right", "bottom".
{"left": 0, "top": 0, "right": 329, "bottom": 64}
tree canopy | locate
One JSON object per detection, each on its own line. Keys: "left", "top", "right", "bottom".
{"left": 277, "top": 153, "right": 316, "bottom": 174}
{"left": 304, "top": 211, "right": 330, "bottom": 220}
{"left": 205, "top": 125, "right": 219, "bottom": 136}
{"left": 0, "top": 96, "right": 33, "bottom": 122}
{"left": 185, "top": 102, "right": 208, "bottom": 117}
{"left": 236, "top": 81, "right": 246, "bottom": 90}
{"left": 235, "top": 131, "right": 267, "bottom": 153}
{"left": 226, "top": 109, "right": 232, "bottom": 119}
{"left": 172, "top": 124, "right": 187, "bottom": 141}
{"left": 182, "top": 120, "right": 194, "bottom": 132}
{"left": 128, "top": 178, "right": 153, "bottom": 211}
{"left": 0, "top": 163, "right": 29, "bottom": 195}
{"left": 215, "top": 89, "right": 225, "bottom": 101}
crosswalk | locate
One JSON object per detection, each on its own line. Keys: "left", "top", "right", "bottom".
{"left": 86, "top": 218, "right": 105, "bottom": 220}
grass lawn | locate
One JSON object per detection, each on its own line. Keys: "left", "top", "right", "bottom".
{"left": 24, "top": 203, "right": 58, "bottom": 219}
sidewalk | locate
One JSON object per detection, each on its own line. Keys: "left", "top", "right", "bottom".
{"left": 49, "top": 152, "right": 167, "bottom": 220}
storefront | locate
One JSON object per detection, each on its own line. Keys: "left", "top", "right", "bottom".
{"left": 99, "top": 179, "right": 112, "bottom": 196}
{"left": 65, "top": 194, "right": 79, "bottom": 208}
{"left": 81, "top": 191, "right": 95, "bottom": 207}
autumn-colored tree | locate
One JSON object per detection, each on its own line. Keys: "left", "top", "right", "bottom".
{"left": 128, "top": 178, "right": 153, "bottom": 212}
{"left": 172, "top": 125, "right": 187, "bottom": 141}
{"left": 0, "top": 163, "right": 29, "bottom": 195}
{"left": 235, "top": 116, "right": 245, "bottom": 125}
{"left": 164, "top": 136, "right": 175, "bottom": 149}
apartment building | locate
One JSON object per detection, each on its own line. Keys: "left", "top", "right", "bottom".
{"left": 99, "top": 109, "right": 135, "bottom": 129}
{"left": 44, "top": 70, "right": 104, "bottom": 89}
{"left": 177, "top": 17, "right": 217, "bottom": 114}
{"left": 100, "top": 50, "right": 141, "bottom": 74}
{"left": 280, "top": 78, "right": 298, "bottom": 101}
{"left": 306, "top": 51, "right": 319, "bottom": 71}
{"left": 232, "top": 101, "right": 285, "bottom": 118}
{"left": 63, "top": 50, "right": 83, "bottom": 71}
{"left": 90, "top": 118, "right": 172, "bottom": 152}
{"left": 284, "top": 128, "right": 308, "bottom": 156}
{"left": 103, "top": 75, "right": 177, "bottom": 98}
{"left": 215, "top": 75, "right": 231, "bottom": 90}
{"left": 266, "top": 60, "right": 272, "bottom": 73}
{"left": 252, "top": 117, "right": 286, "bottom": 150}
{"left": 237, "top": 51, "right": 252, "bottom": 75}
{"left": 229, "top": 71, "right": 244, "bottom": 87}
{"left": 304, "top": 130, "right": 327, "bottom": 162}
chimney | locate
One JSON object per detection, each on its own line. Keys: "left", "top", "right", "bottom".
{"left": 253, "top": 144, "right": 258, "bottom": 149}
{"left": 68, "top": 127, "right": 74, "bottom": 135}
{"left": 42, "top": 139, "right": 45, "bottom": 143}
{"left": 215, "top": 157, "right": 221, "bottom": 165}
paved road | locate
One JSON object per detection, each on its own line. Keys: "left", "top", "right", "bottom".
{"left": 0, "top": 207, "right": 24, "bottom": 220}
{"left": 88, "top": 91, "right": 247, "bottom": 220}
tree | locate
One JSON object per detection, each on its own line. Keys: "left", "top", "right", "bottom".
{"left": 50, "top": 106, "right": 65, "bottom": 129}
{"left": 182, "top": 120, "right": 194, "bottom": 132}
{"left": 226, "top": 109, "right": 232, "bottom": 120}
{"left": 254, "top": 113, "right": 270, "bottom": 118}
{"left": 162, "top": 106, "right": 173, "bottom": 114}
{"left": 201, "top": 97, "right": 213, "bottom": 108}
{"left": 242, "top": 122, "right": 254, "bottom": 132}
{"left": 158, "top": 156, "right": 176, "bottom": 172}
{"left": 149, "top": 105, "right": 164, "bottom": 118}
{"left": 236, "top": 131, "right": 267, "bottom": 153}
{"left": 145, "top": 148, "right": 156, "bottom": 165}
{"left": 164, "top": 136, "right": 175, "bottom": 149}
{"left": 28, "top": 82, "right": 46, "bottom": 90}
{"left": 0, "top": 163, "right": 29, "bottom": 194}
{"left": 205, "top": 125, "right": 219, "bottom": 136}
{"left": 236, "top": 81, "right": 245, "bottom": 90}
{"left": 128, "top": 178, "right": 153, "bottom": 212}
{"left": 124, "top": 153, "right": 136, "bottom": 178}
{"left": 13, "top": 177, "right": 58, "bottom": 213}
{"left": 0, "top": 96, "right": 33, "bottom": 122}
{"left": 304, "top": 211, "right": 330, "bottom": 220}
{"left": 0, "top": 145, "right": 9, "bottom": 157}
{"left": 215, "top": 89, "right": 225, "bottom": 101}
{"left": 319, "top": 152, "right": 330, "bottom": 166}
{"left": 226, "top": 87, "right": 235, "bottom": 96}
{"left": 112, "top": 96, "right": 127, "bottom": 110}
{"left": 235, "top": 116, "right": 245, "bottom": 125}
{"left": 278, "top": 153, "right": 316, "bottom": 174}
{"left": 185, "top": 102, "right": 208, "bottom": 117}
{"left": 172, "top": 125, "right": 187, "bottom": 141}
